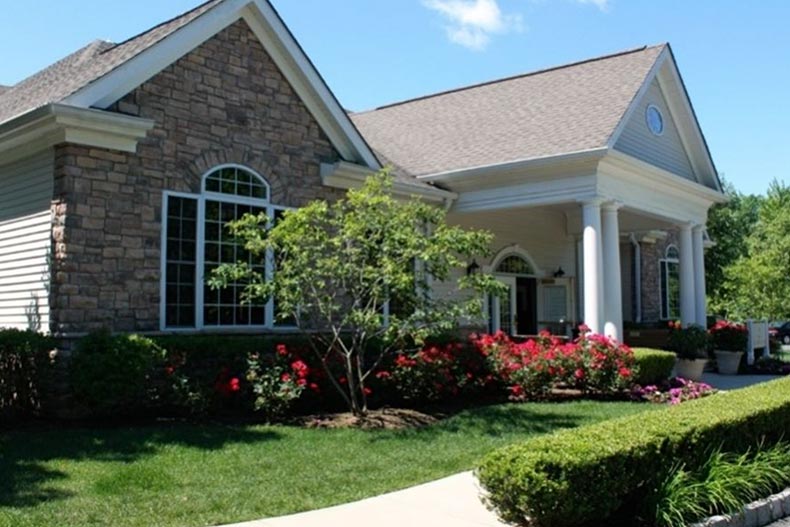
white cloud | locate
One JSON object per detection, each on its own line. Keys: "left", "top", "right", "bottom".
{"left": 423, "top": 0, "right": 524, "bottom": 51}
{"left": 574, "top": 0, "right": 610, "bottom": 12}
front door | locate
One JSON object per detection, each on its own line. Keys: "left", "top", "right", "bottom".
{"left": 515, "top": 277, "right": 538, "bottom": 335}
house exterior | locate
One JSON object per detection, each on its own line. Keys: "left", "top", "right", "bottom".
{"left": 0, "top": 0, "right": 725, "bottom": 342}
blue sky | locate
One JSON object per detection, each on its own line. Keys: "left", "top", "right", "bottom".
{"left": 1, "top": 0, "right": 787, "bottom": 195}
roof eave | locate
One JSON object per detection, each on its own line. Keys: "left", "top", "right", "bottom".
{"left": 0, "top": 104, "right": 154, "bottom": 165}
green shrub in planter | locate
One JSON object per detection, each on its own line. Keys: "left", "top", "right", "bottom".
{"left": 477, "top": 376, "right": 790, "bottom": 527}
{"left": 0, "top": 329, "right": 56, "bottom": 421}
{"left": 70, "top": 331, "right": 166, "bottom": 416}
{"left": 632, "top": 348, "right": 676, "bottom": 386}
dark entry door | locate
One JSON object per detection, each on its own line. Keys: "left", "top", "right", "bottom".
{"left": 515, "top": 277, "right": 538, "bottom": 335}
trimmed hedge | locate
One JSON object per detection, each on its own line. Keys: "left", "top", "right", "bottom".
{"left": 633, "top": 348, "right": 676, "bottom": 386}
{"left": 477, "top": 376, "right": 790, "bottom": 527}
{"left": 0, "top": 329, "right": 56, "bottom": 421}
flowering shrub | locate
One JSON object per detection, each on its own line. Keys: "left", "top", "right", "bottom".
{"left": 475, "top": 328, "right": 635, "bottom": 400}
{"left": 383, "top": 341, "right": 494, "bottom": 402}
{"left": 246, "top": 344, "right": 318, "bottom": 420}
{"left": 709, "top": 320, "right": 748, "bottom": 351}
{"left": 631, "top": 377, "right": 717, "bottom": 405}
{"left": 667, "top": 321, "right": 710, "bottom": 359}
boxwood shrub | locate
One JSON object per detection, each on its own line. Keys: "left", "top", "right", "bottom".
{"left": 632, "top": 348, "right": 676, "bottom": 386}
{"left": 477, "top": 376, "right": 790, "bottom": 527}
{"left": 0, "top": 329, "right": 56, "bottom": 421}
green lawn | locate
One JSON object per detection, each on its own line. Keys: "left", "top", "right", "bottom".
{"left": 0, "top": 401, "right": 651, "bottom": 527}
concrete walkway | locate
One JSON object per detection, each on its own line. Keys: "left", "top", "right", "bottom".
{"left": 219, "top": 472, "right": 508, "bottom": 527}
{"left": 701, "top": 372, "right": 782, "bottom": 391}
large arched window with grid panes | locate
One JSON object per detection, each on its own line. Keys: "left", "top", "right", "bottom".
{"left": 161, "top": 165, "right": 291, "bottom": 330}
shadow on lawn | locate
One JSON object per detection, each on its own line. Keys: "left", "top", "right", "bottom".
{"left": 372, "top": 402, "right": 606, "bottom": 443}
{"left": 0, "top": 423, "right": 280, "bottom": 509}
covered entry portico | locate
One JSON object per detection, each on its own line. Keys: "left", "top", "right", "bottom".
{"left": 434, "top": 150, "right": 726, "bottom": 341}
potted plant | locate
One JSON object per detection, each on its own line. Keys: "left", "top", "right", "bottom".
{"left": 709, "top": 320, "right": 748, "bottom": 375}
{"left": 667, "top": 322, "right": 710, "bottom": 381}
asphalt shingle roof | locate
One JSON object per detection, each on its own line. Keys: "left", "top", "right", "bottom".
{"left": 350, "top": 45, "right": 665, "bottom": 177}
{"left": 0, "top": 0, "right": 224, "bottom": 125}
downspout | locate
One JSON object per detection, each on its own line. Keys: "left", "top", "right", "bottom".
{"left": 630, "top": 234, "right": 642, "bottom": 323}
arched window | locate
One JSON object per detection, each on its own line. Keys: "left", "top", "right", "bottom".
{"left": 660, "top": 244, "right": 680, "bottom": 320}
{"left": 161, "top": 165, "right": 290, "bottom": 330}
{"left": 496, "top": 255, "right": 535, "bottom": 275}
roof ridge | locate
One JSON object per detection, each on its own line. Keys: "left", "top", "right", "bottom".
{"left": 356, "top": 44, "right": 663, "bottom": 115}
{"left": 101, "top": 0, "right": 225, "bottom": 54}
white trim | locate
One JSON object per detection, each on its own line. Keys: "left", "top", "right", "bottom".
{"left": 484, "top": 244, "right": 544, "bottom": 278}
{"left": 160, "top": 164, "right": 296, "bottom": 332}
{"left": 416, "top": 147, "right": 608, "bottom": 183}
{"left": 320, "top": 161, "right": 456, "bottom": 202}
{"left": 0, "top": 104, "right": 153, "bottom": 166}
{"left": 645, "top": 104, "right": 665, "bottom": 136}
{"left": 201, "top": 163, "right": 271, "bottom": 201}
{"left": 59, "top": 0, "right": 380, "bottom": 169}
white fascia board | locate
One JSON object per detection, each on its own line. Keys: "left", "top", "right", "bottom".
{"left": 604, "top": 150, "right": 726, "bottom": 204}
{"left": 417, "top": 147, "right": 608, "bottom": 185}
{"left": 452, "top": 174, "right": 598, "bottom": 213}
{"left": 599, "top": 152, "right": 725, "bottom": 226}
{"left": 320, "top": 161, "right": 456, "bottom": 203}
{"left": 0, "top": 104, "right": 154, "bottom": 165}
{"left": 60, "top": 0, "right": 380, "bottom": 169}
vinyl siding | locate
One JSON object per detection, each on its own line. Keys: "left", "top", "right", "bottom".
{"left": 0, "top": 152, "right": 54, "bottom": 331}
{"left": 614, "top": 79, "right": 696, "bottom": 180}
{"left": 432, "top": 207, "right": 577, "bottom": 326}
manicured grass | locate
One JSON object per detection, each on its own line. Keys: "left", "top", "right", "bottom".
{"left": 0, "top": 401, "right": 651, "bottom": 527}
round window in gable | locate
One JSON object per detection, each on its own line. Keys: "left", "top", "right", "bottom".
{"left": 646, "top": 104, "right": 664, "bottom": 136}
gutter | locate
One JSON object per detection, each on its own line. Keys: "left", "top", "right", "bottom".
{"left": 320, "top": 161, "right": 458, "bottom": 203}
{"left": 416, "top": 147, "right": 609, "bottom": 183}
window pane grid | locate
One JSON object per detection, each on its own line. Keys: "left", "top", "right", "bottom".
{"left": 203, "top": 200, "right": 267, "bottom": 328}
{"left": 165, "top": 197, "right": 198, "bottom": 328}
{"left": 204, "top": 166, "right": 268, "bottom": 200}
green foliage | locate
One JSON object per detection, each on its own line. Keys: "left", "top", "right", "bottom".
{"left": 667, "top": 323, "right": 709, "bottom": 359}
{"left": 0, "top": 329, "right": 56, "bottom": 421}
{"left": 245, "top": 345, "right": 310, "bottom": 420}
{"left": 477, "top": 376, "right": 790, "bottom": 527}
{"left": 209, "top": 171, "right": 503, "bottom": 415}
{"left": 70, "top": 331, "right": 166, "bottom": 416}
{"left": 651, "top": 443, "right": 790, "bottom": 527}
{"left": 632, "top": 348, "right": 676, "bottom": 386}
{"left": 717, "top": 180, "right": 790, "bottom": 320}
{"left": 705, "top": 180, "right": 761, "bottom": 314}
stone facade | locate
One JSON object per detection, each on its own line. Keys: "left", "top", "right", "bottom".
{"left": 50, "top": 20, "right": 343, "bottom": 334}
{"left": 639, "top": 231, "right": 678, "bottom": 324}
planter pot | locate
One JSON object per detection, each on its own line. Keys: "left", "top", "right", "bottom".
{"left": 675, "top": 358, "right": 708, "bottom": 381}
{"left": 715, "top": 350, "right": 744, "bottom": 375}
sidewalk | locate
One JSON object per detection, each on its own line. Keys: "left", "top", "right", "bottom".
{"left": 218, "top": 472, "right": 508, "bottom": 527}
{"left": 701, "top": 372, "right": 782, "bottom": 391}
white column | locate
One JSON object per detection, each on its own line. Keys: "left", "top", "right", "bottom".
{"left": 678, "top": 223, "right": 696, "bottom": 327}
{"left": 581, "top": 200, "right": 604, "bottom": 334}
{"left": 602, "top": 202, "right": 623, "bottom": 341}
{"left": 692, "top": 225, "right": 707, "bottom": 327}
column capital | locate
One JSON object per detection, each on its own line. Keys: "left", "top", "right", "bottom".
{"left": 692, "top": 223, "right": 707, "bottom": 234}
{"left": 601, "top": 200, "right": 624, "bottom": 213}
{"left": 676, "top": 221, "right": 694, "bottom": 232}
{"left": 577, "top": 196, "right": 607, "bottom": 209}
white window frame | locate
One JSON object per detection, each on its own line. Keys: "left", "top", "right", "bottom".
{"left": 159, "top": 164, "right": 295, "bottom": 332}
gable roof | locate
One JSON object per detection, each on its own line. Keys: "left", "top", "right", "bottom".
{"left": 0, "top": 0, "right": 223, "bottom": 126}
{"left": 351, "top": 45, "right": 672, "bottom": 178}
{"left": 0, "top": 0, "right": 380, "bottom": 170}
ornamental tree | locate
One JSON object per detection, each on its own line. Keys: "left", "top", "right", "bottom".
{"left": 209, "top": 171, "right": 503, "bottom": 416}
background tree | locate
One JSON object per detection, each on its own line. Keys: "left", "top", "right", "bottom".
{"left": 719, "top": 180, "right": 790, "bottom": 320}
{"left": 705, "top": 179, "right": 761, "bottom": 315}
{"left": 210, "top": 172, "right": 502, "bottom": 416}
